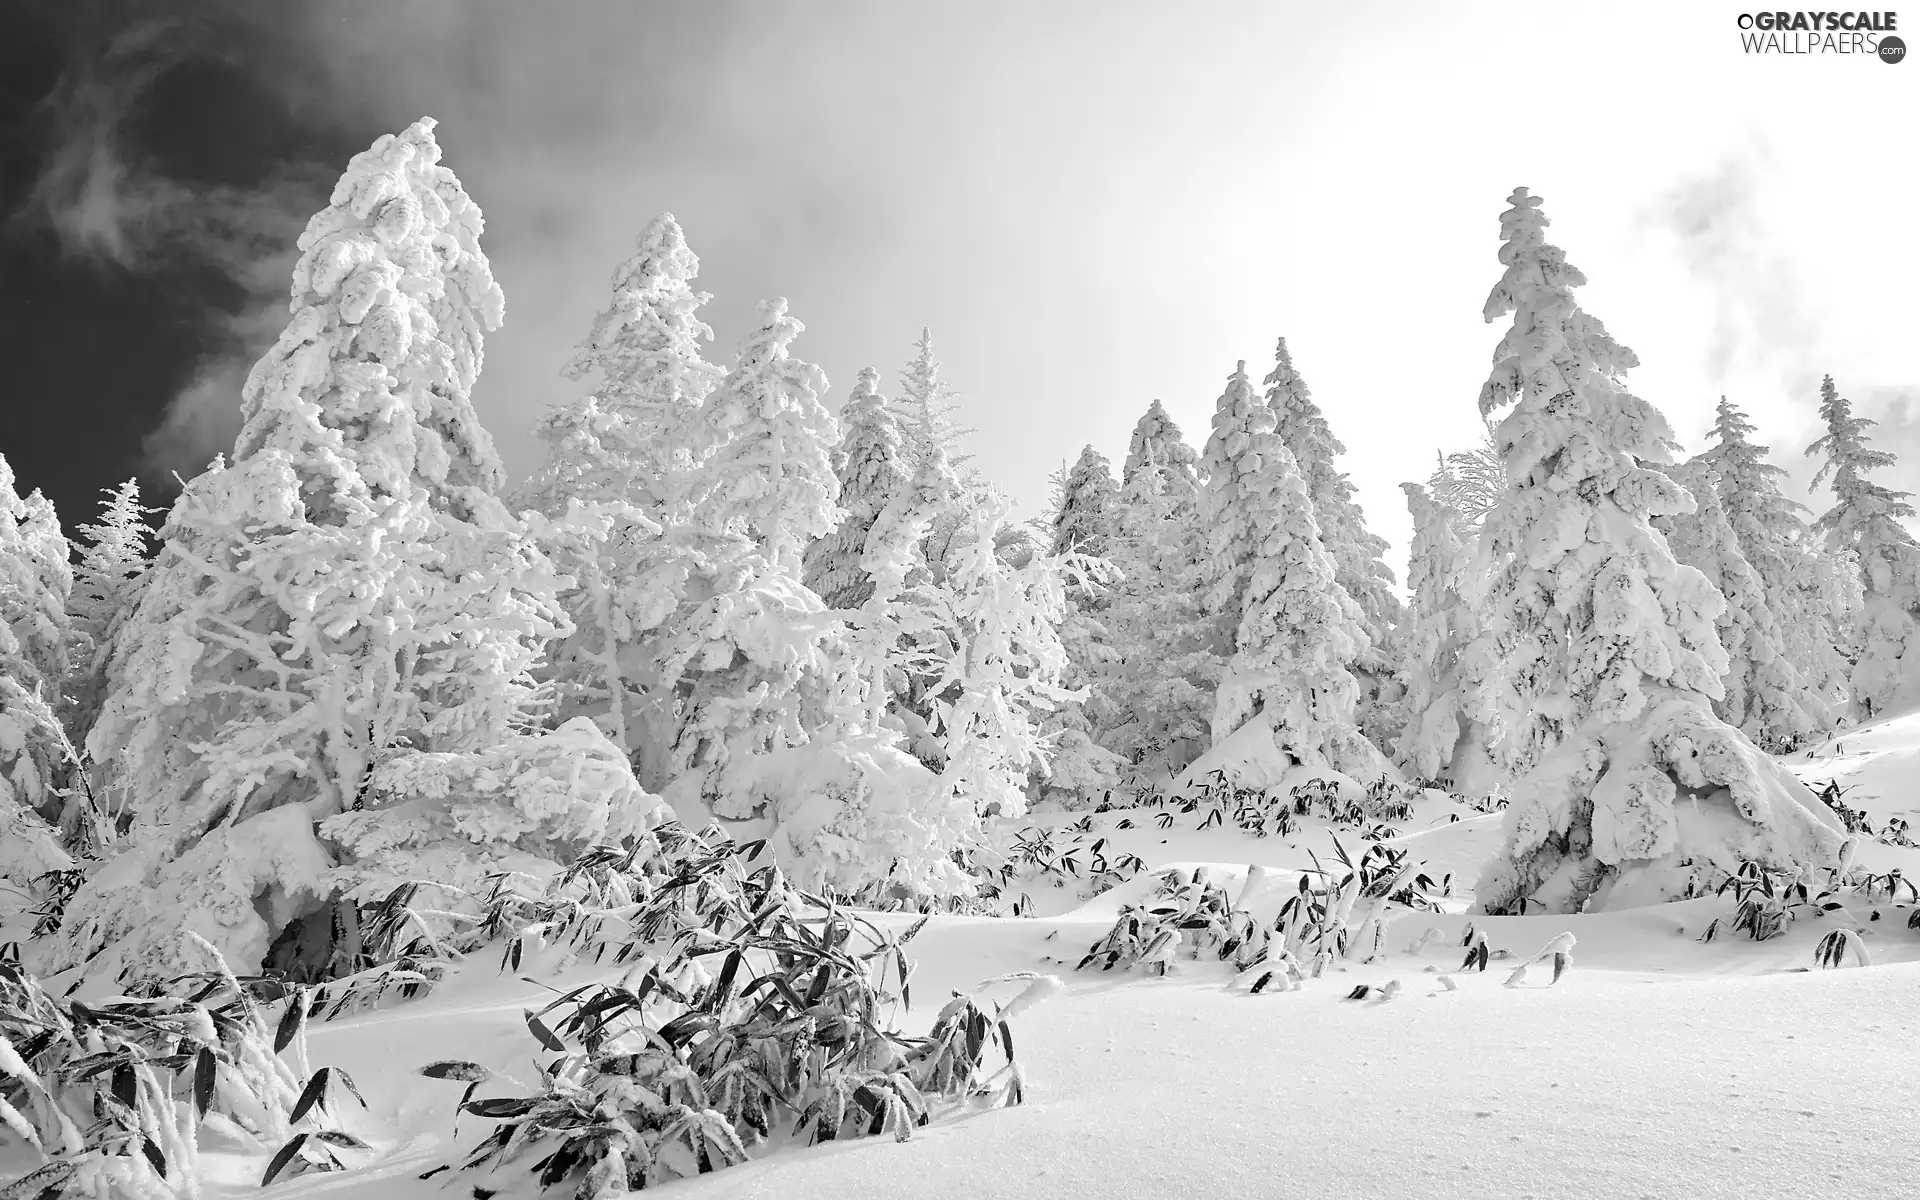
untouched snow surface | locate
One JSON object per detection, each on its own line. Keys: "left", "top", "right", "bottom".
{"left": 16, "top": 715, "right": 1920, "bottom": 1199}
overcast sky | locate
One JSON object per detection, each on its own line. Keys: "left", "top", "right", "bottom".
{"left": 2, "top": 0, "right": 1914, "bottom": 574}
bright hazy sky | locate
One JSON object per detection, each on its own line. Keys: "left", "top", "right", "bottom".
{"left": 69, "top": 0, "right": 1920, "bottom": 570}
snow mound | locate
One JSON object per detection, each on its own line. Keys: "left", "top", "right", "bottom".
{"left": 1478, "top": 695, "right": 1846, "bottom": 913}
{"left": 1172, "top": 708, "right": 1378, "bottom": 802}
{"left": 326, "top": 716, "right": 670, "bottom": 904}
{"left": 48, "top": 804, "right": 334, "bottom": 993}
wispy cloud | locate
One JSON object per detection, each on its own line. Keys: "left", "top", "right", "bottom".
{"left": 15, "top": 4, "right": 329, "bottom": 487}
{"left": 1646, "top": 148, "right": 1821, "bottom": 388}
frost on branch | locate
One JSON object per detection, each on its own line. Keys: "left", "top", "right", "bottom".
{"left": 1467, "top": 188, "right": 1842, "bottom": 914}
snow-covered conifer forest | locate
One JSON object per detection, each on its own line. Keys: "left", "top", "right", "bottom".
{"left": 2, "top": 96, "right": 1918, "bottom": 1200}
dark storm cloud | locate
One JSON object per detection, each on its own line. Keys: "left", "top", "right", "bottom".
{"left": 5, "top": 0, "right": 347, "bottom": 498}
{"left": 6, "top": 0, "right": 854, "bottom": 514}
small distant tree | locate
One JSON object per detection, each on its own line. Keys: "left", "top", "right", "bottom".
{"left": 1051, "top": 445, "right": 1119, "bottom": 561}
{"left": 1806, "top": 375, "right": 1920, "bottom": 720}
{"left": 1702, "top": 396, "right": 1853, "bottom": 707}
{"left": 64, "top": 478, "right": 153, "bottom": 745}
{"left": 894, "top": 328, "right": 976, "bottom": 476}
{"left": 805, "top": 367, "right": 910, "bottom": 610}
{"left": 1655, "top": 460, "right": 1825, "bottom": 750}
{"left": 689, "top": 298, "right": 843, "bottom": 570}
{"left": 1123, "top": 398, "right": 1201, "bottom": 489}
{"left": 517, "top": 213, "right": 725, "bottom": 524}
{"left": 1465, "top": 187, "right": 1840, "bottom": 915}
{"left": 1394, "top": 482, "right": 1492, "bottom": 790}
{"left": 890, "top": 329, "right": 987, "bottom": 593}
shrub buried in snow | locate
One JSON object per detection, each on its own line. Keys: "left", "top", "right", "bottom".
{"left": 0, "top": 936, "right": 361, "bottom": 1200}
{"left": 1075, "top": 838, "right": 1443, "bottom": 990}
{"left": 406, "top": 821, "right": 1055, "bottom": 1198}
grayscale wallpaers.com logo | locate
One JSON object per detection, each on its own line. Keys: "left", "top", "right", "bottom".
{"left": 1735, "top": 10, "right": 1905, "bottom": 59}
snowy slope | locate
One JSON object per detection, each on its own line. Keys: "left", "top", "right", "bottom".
{"left": 13, "top": 715, "right": 1920, "bottom": 1200}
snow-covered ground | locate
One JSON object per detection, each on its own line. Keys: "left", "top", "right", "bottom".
{"left": 102, "top": 713, "right": 1911, "bottom": 1200}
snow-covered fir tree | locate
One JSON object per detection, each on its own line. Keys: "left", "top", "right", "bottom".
{"left": 63, "top": 478, "right": 152, "bottom": 747}
{"left": 859, "top": 447, "right": 968, "bottom": 768}
{"left": 1122, "top": 398, "right": 1201, "bottom": 489}
{"left": 1028, "top": 445, "right": 1120, "bottom": 804}
{"left": 59, "top": 120, "right": 661, "bottom": 988}
{"left": 894, "top": 327, "right": 975, "bottom": 475}
{"left": 1198, "top": 362, "right": 1383, "bottom": 782}
{"left": 1806, "top": 374, "right": 1920, "bottom": 720}
{"left": 915, "top": 496, "right": 1084, "bottom": 824}
{"left": 804, "top": 367, "right": 911, "bottom": 610}
{"left": 1700, "top": 396, "right": 1854, "bottom": 707}
{"left": 0, "top": 454, "right": 77, "bottom": 926}
{"left": 691, "top": 298, "right": 842, "bottom": 570}
{"left": 1262, "top": 338, "right": 1405, "bottom": 748}
{"left": 1466, "top": 187, "right": 1840, "bottom": 915}
{"left": 1654, "top": 460, "right": 1826, "bottom": 750}
{"left": 661, "top": 298, "right": 848, "bottom": 795}
{"left": 1263, "top": 337, "right": 1403, "bottom": 636}
{"left": 1051, "top": 445, "right": 1119, "bottom": 560}
{"left": 1098, "top": 403, "right": 1216, "bottom": 780}
{"left": 516, "top": 213, "right": 724, "bottom": 524}
{"left": 1393, "top": 482, "right": 1493, "bottom": 791}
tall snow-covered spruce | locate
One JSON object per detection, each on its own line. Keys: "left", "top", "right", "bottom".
{"left": 1189, "top": 362, "right": 1385, "bottom": 790}
{"left": 1806, "top": 375, "right": 1920, "bottom": 721}
{"left": 1037, "top": 445, "right": 1123, "bottom": 806}
{"left": 1467, "top": 188, "right": 1840, "bottom": 915}
{"left": 1099, "top": 401, "right": 1216, "bottom": 779}
{"left": 58, "top": 120, "right": 663, "bottom": 988}
{"left": 1263, "top": 338, "right": 1405, "bottom": 748}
